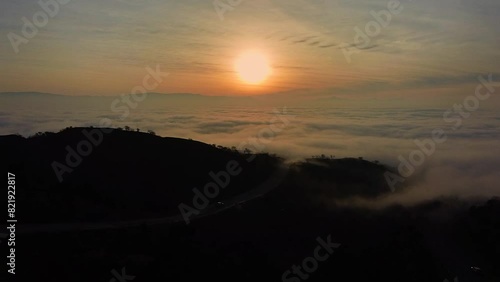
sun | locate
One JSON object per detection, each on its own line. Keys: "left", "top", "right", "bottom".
{"left": 234, "top": 51, "right": 271, "bottom": 85}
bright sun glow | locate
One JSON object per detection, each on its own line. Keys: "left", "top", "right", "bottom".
{"left": 234, "top": 51, "right": 271, "bottom": 85}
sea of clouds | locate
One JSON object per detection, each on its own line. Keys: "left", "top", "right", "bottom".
{"left": 1, "top": 94, "right": 499, "bottom": 204}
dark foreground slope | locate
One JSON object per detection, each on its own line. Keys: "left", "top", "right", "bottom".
{"left": 0, "top": 127, "right": 281, "bottom": 223}
{"left": 0, "top": 128, "right": 498, "bottom": 282}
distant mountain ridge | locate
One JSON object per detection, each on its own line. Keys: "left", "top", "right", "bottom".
{"left": 0, "top": 91, "right": 209, "bottom": 98}
{"left": 0, "top": 91, "right": 66, "bottom": 97}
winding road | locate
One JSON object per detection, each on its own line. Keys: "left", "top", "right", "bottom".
{"left": 11, "top": 165, "right": 289, "bottom": 234}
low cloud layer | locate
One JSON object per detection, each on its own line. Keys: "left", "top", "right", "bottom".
{"left": 1, "top": 96, "right": 499, "bottom": 205}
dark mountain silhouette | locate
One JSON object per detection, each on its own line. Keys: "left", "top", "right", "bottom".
{"left": 0, "top": 128, "right": 498, "bottom": 282}
{"left": 1, "top": 128, "right": 281, "bottom": 223}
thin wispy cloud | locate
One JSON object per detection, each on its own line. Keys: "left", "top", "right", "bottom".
{"left": 1, "top": 0, "right": 499, "bottom": 96}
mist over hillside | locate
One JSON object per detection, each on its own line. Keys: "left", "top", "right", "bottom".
{"left": 2, "top": 93, "right": 499, "bottom": 206}
{"left": 1, "top": 128, "right": 498, "bottom": 282}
